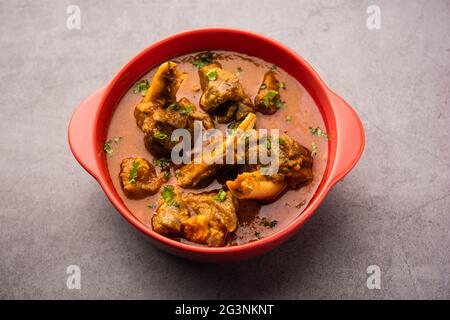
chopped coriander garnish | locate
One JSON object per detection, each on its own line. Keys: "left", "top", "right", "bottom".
{"left": 214, "top": 189, "right": 227, "bottom": 202}
{"left": 103, "top": 137, "right": 123, "bottom": 156}
{"left": 278, "top": 138, "right": 285, "bottom": 145}
{"left": 309, "top": 126, "right": 328, "bottom": 140}
{"left": 295, "top": 199, "right": 307, "bottom": 209}
{"left": 161, "top": 185, "right": 179, "bottom": 207}
{"left": 174, "top": 169, "right": 182, "bottom": 178}
{"left": 148, "top": 204, "right": 157, "bottom": 209}
{"left": 275, "top": 99, "right": 285, "bottom": 109}
{"left": 311, "top": 142, "right": 318, "bottom": 156}
{"left": 192, "top": 51, "right": 214, "bottom": 69}
{"left": 285, "top": 115, "right": 292, "bottom": 122}
{"left": 103, "top": 140, "right": 113, "bottom": 156}
{"left": 260, "top": 217, "right": 278, "bottom": 228}
{"left": 263, "top": 90, "right": 279, "bottom": 107}
{"left": 154, "top": 130, "right": 168, "bottom": 140}
{"left": 133, "top": 79, "right": 149, "bottom": 97}
{"left": 180, "top": 105, "right": 193, "bottom": 116}
{"left": 278, "top": 82, "right": 286, "bottom": 90}
{"left": 163, "top": 170, "right": 171, "bottom": 180}
{"left": 262, "top": 89, "right": 284, "bottom": 108}
{"left": 260, "top": 83, "right": 267, "bottom": 90}
{"left": 227, "top": 122, "right": 238, "bottom": 130}
{"left": 128, "top": 160, "right": 139, "bottom": 184}
{"left": 166, "top": 102, "right": 180, "bottom": 111}
{"left": 154, "top": 158, "right": 170, "bottom": 171}
{"left": 206, "top": 68, "right": 218, "bottom": 81}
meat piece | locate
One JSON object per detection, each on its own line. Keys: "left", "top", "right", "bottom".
{"left": 183, "top": 190, "right": 238, "bottom": 247}
{"left": 199, "top": 63, "right": 254, "bottom": 123}
{"left": 119, "top": 157, "right": 163, "bottom": 199}
{"left": 134, "top": 62, "right": 214, "bottom": 157}
{"left": 143, "top": 97, "right": 214, "bottom": 156}
{"left": 134, "top": 61, "right": 182, "bottom": 130}
{"left": 152, "top": 186, "right": 189, "bottom": 235}
{"left": 277, "top": 134, "right": 313, "bottom": 186}
{"left": 176, "top": 162, "right": 219, "bottom": 189}
{"left": 254, "top": 71, "right": 284, "bottom": 115}
{"left": 176, "top": 113, "right": 257, "bottom": 188}
{"left": 151, "top": 187, "right": 239, "bottom": 247}
{"left": 226, "top": 134, "right": 313, "bottom": 201}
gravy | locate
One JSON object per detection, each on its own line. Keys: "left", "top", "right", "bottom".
{"left": 106, "top": 51, "right": 328, "bottom": 245}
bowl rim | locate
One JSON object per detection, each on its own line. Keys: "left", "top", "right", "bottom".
{"left": 94, "top": 27, "right": 347, "bottom": 255}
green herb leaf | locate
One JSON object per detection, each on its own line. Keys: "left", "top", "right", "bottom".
{"left": 285, "top": 115, "right": 292, "bottom": 122}
{"left": 278, "top": 138, "right": 285, "bottom": 145}
{"left": 192, "top": 52, "right": 214, "bottom": 69}
{"left": 295, "top": 199, "right": 307, "bottom": 209}
{"left": 275, "top": 99, "right": 285, "bottom": 109}
{"left": 260, "top": 83, "right": 267, "bottom": 90}
{"left": 161, "top": 185, "right": 179, "bottom": 207}
{"left": 133, "top": 79, "right": 149, "bottom": 97}
{"left": 103, "top": 137, "right": 123, "bottom": 156}
{"left": 260, "top": 217, "right": 278, "bottom": 228}
{"left": 129, "top": 160, "right": 139, "bottom": 184}
{"left": 311, "top": 142, "right": 318, "bottom": 157}
{"left": 103, "top": 140, "right": 113, "bottom": 156}
{"left": 206, "top": 68, "right": 218, "bottom": 81}
{"left": 180, "top": 105, "right": 193, "bottom": 116}
{"left": 309, "top": 126, "right": 329, "bottom": 140}
{"left": 263, "top": 90, "right": 279, "bottom": 107}
{"left": 163, "top": 170, "right": 171, "bottom": 180}
{"left": 166, "top": 102, "right": 180, "bottom": 111}
{"left": 148, "top": 204, "right": 157, "bottom": 209}
{"left": 154, "top": 130, "right": 168, "bottom": 140}
{"left": 214, "top": 189, "right": 227, "bottom": 202}
{"left": 154, "top": 158, "right": 170, "bottom": 171}
{"left": 227, "top": 122, "right": 238, "bottom": 131}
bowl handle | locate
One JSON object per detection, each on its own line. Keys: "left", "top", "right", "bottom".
{"left": 68, "top": 88, "right": 104, "bottom": 179}
{"left": 327, "top": 89, "right": 365, "bottom": 185}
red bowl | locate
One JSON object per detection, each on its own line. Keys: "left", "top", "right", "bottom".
{"left": 68, "top": 28, "right": 365, "bottom": 262}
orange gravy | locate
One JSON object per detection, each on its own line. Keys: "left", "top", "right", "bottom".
{"left": 106, "top": 51, "right": 328, "bottom": 246}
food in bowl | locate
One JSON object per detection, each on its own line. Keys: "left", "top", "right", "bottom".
{"left": 105, "top": 51, "right": 328, "bottom": 247}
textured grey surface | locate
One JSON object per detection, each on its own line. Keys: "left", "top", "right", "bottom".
{"left": 0, "top": 0, "right": 449, "bottom": 299}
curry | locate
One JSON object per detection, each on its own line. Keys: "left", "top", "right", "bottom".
{"left": 105, "top": 51, "right": 328, "bottom": 247}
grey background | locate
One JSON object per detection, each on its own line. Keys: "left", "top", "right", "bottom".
{"left": 0, "top": 0, "right": 449, "bottom": 299}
